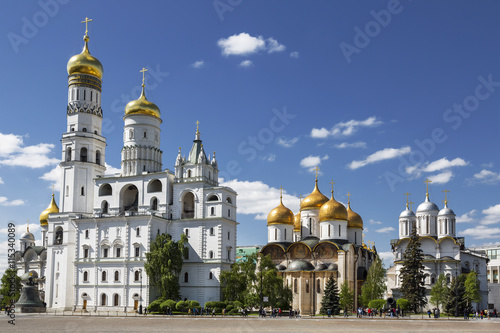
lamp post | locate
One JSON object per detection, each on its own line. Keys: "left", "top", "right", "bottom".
{"left": 454, "top": 266, "right": 458, "bottom": 318}
{"left": 139, "top": 268, "right": 143, "bottom": 314}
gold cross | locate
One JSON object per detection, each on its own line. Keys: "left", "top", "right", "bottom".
{"left": 347, "top": 191, "right": 351, "bottom": 204}
{"left": 443, "top": 189, "right": 450, "bottom": 205}
{"left": 140, "top": 67, "right": 148, "bottom": 87}
{"left": 403, "top": 192, "right": 411, "bottom": 205}
{"left": 299, "top": 194, "right": 303, "bottom": 203}
{"left": 314, "top": 166, "right": 320, "bottom": 180}
{"left": 329, "top": 179, "right": 335, "bottom": 193}
{"left": 27, "top": 220, "right": 29, "bottom": 232}
{"left": 424, "top": 179, "right": 432, "bottom": 197}
{"left": 279, "top": 186, "right": 283, "bottom": 198}
{"left": 81, "top": 17, "right": 93, "bottom": 36}
{"left": 410, "top": 201, "right": 415, "bottom": 211}
{"left": 196, "top": 120, "right": 200, "bottom": 134}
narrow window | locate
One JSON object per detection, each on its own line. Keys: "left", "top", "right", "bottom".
{"left": 77, "top": 89, "right": 79, "bottom": 99}
{"left": 113, "top": 294, "right": 119, "bottom": 306}
{"left": 227, "top": 249, "right": 231, "bottom": 260}
{"left": 134, "top": 270, "right": 140, "bottom": 282}
{"left": 209, "top": 251, "right": 213, "bottom": 259}
{"left": 90, "top": 91, "right": 93, "bottom": 101}
{"left": 228, "top": 231, "right": 230, "bottom": 240}
{"left": 306, "top": 279, "right": 309, "bottom": 293}
{"left": 317, "top": 279, "right": 321, "bottom": 293}
{"left": 209, "top": 272, "right": 213, "bottom": 280}
{"left": 102, "top": 271, "right": 107, "bottom": 282}
{"left": 144, "top": 131, "right": 147, "bottom": 138}
{"left": 187, "top": 170, "right": 191, "bottom": 178}
{"left": 275, "top": 228, "right": 277, "bottom": 240}
{"left": 84, "top": 248, "right": 89, "bottom": 258}
{"left": 96, "top": 151, "right": 101, "bottom": 165}
{"left": 135, "top": 247, "right": 140, "bottom": 257}
{"left": 354, "top": 232, "right": 357, "bottom": 244}
{"left": 210, "top": 227, "right": 214, "bottom": 236}
{"left": 81, "top": 186, "right": 85, "bottom": 196}
{"left": 184, "top": 248, "right": 189, "bottom": 260}
{"left": 211, "top": 207, "right": 215, "bottom": 216}
{"left": 184, "top": 272, "right": 189, "bottom": 283}
{"left": 294, "top": 279, "right": 297, "bottom": 293}
{"left": 136, "top": 227, "right": 140, "bottom": 237}
{"left": 116, "top": 248, "right": 121, "bottom": 258}
{"left": 83, "top": 271, "right": 88, "bottom": 282}
{"left": 328, "top": 225, "right": 331, "bottom": 237}
{"left": 66, "top": 147, "right": 72, "bottom": 162}
{"left": 284, "top": 229, "right": 287, "bottom": 240}
{"left": 80, "top": 147, "right": 87, "bottom": 162}
{"left": 339, "top": 225, "right": 341, "bottom": 237}
{"left": 185, "top": 229, "right": 189, "bottom": 237}
{"left": 228, "top": 209, "right": 230, "bottom": 217}
{"left": 96, "top": 92, "right": 99, "bottom": 104}
{"left": 85, "top": 230, "right": 89, "bottom": 238}
{"left": 101, "top": 294, "right": 106, "bottom": 306}
{"left": 103, "top": 248, "right": 108, "bottom": 258}
{"left": 114, "top": 271, "right": 119, "bottom": 282}
{"left": 83, "top": 90, "right": 86, "bottom": 100}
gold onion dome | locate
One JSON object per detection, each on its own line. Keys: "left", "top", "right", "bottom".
{"left": 67, "top": 35, "right": 103, "bottom": 79}
{"left": 347, "top": 202, "right": 363, "bottom": 229}
{"left": 39, "top": 194, "right": 59, "bottom": 226}
{"left": 267, "top": 196, "right": 294, "bottom": 226}
{"left": 294, "top": 212, "right": 301, "bottom": 232}
{"left": 319, "top": 191, "right": 348, "bottom": 222}
{"left": 300, "top": 179, "right": 329, "bottom": 211}
{"left": 124, "top": 86, "right": 161, "bottom": 118}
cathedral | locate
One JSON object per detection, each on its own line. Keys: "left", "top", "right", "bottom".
{"left": 16, "top": 20, "right": 238, "bottom": 312}
{"left": 386, "top": 181, "right": 489, "bottom": 311}
{"left": 260, "top": 172, "right": 376, "bottom": 315}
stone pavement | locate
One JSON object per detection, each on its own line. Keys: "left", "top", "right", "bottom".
{"left": 1, "top": 314, "right": 499, "bottom": 332}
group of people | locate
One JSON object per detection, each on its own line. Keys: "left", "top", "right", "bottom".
{"left": 472, "top": 308, "right": 497, "bottom": 319}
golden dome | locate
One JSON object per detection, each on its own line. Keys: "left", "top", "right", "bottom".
{"left": 267, "top": 197, "right": 294, "bottom": 226}
{"left": 294, "top": 212, "right": 301, "bottom": 232}
{"left": 347, "top": 202, "right": 363, "bottom": 229}
{"left": 319, "top": 192, "right": 347, "bottom": 222}
{"left": 67, "top": 35, "right": 103, "bottom": 79}
{"left": 39, "top": 194, "right": 59, "bottom": 226}
{"left": 124, "top": 86, "right": 161, "bottom": 118}
{"left": 300, "top": 180, "right": 329, "bottom": 211}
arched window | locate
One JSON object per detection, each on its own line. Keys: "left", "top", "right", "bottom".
{"left": 184, "top": 272, "right": 189, "bottom": 283}
{"left": 120, "top": 184, "right": 138, "bottom": 212}
{"left": 151, "top": 197, "right": 158, "bottom": 211}
{"left": 82, "top": 127, "right": 87, "bottom": 132}
{"left": 136, "top": 227, "right": 140, "bottom": 237}
{"left": 210, "top": 227, "right": 214, "bottom": 236}
{"left": 294, "top": 278, "right": 297, "bottom": 293}
{"left": 99, "top": 184, "right": 112, "bottom": 196}
{"left": 209, "top": 272, "right": 213, "bottom": 280}
{"left": 55, "top": 227, "right": 63, "bottom": 245}
{"left": 101, "top": 293, "right": 107, "bottom": 306}
{"left": 102, "top": 271, "right": 107, "bottom": 282}
{"left": 80, "top": 147, "right": 87, "bottom": 162}
{"left": 96, "top": 150, "right": 101, "bottom": 165}
{"left": 208, "top": 171, "right": 211, "bottom": 180}
{"left": 207, "top": 195, "right": 218, "bottom": 201}
{"left": 306, "top": 279, "right": 309, "bottom": 293}
{"left": 187, "top": 170, "right": 192, "bottom": 178}
{"left": 209, "top": 251, "right": 214, "bottom": 259}
{"left": 210, "top": 207, "right": 215, "bottom": 216}
{"left": 317, "top": 279, "right": 321, "bottom": 293}
{"left": 134, "top": 270, "right": 140, "bottom": 282}
{"left": 185, "top": 229, "right": 189, "bottom": 237}
{"left": 182, "top": 192, "right": 195, "bottom": 218}
{"left": 226, "top": 197, "right": 232, "bottom": 204}
{"left": 102, "top": 201, "right": 109, "bottom": 214}
{"left": 66, "top": 147, "right": 72, "bottom": 162}
{"left": 114, "top": 271, "right": 119, "bottom": 282}
{"left": 83, "top": 271, "right": 88, "bottom": 282}
{"left": 113, "top": 294, "right": 119, "bottom": 306}
{"left": 147, "top": 179, "right": 162, "bottom": 193}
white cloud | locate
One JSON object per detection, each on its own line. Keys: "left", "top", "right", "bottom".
{"left": 191, "top": 60, "right": 204, "bottom": 68}
{"left": 0, "top": 196, "right": 25, "bottom": 206}
{"left": 376, "top": 226, "right": 395, "bottom": 233}
{"left": 104, "top": 163, "right": 121, "bottom": 176}
{"left": 472, "top": 169, "right": 500, "bottom": 184}
{"left": 348, "top": 146, "right": 411, "bottom": 170}
{"left": 456, "top": 210, "right": 476, "bottom": 223}
{"left": 290, "top": 51, "right": 299, "bottom": 58}
{"left": 300, "top": 155, "right": 329, "bottom": 172}
{"left": 377, "top": 251, "right": 393, "bottom": 260}
{"left": 261, "top": 153, "right": 276, "bottom": 162}
{"left": 267, "top": 37, "right": 286, "bottom": 53}
{"left": 276, "top": 136, "right": 300, "bottom": 148}
{"left": 0, "top": 177, "right": 3, "bottom": 184}
{"left": 482, "top": 162, "right": 494, "bottom": 168}
{"left": 0, "top": 133, "right": 59, "bottom": 169}
{"left": 428, "top": 171, "right": 454, "bottom": 184}
{"left": 218, "top": 33, "right": 266, "bottom": 56}
{"left": 335, "top": 141, "right": 367, "bottom": 149}
{"left": 220, "top": 179, "right": 299, "bottom": 219}
{"left": 40, "top": 165, "right": 61, "bottom": 191}
{"left": 406, "top": 157, "right": 468, "bottom": 177}
{"left": 311, "top": 116, "right": 383, "bottom": 139}
{"left": 239, "top": 60, "right": 253, "bottom": 67}
{"left": 0, "top": 222, "right": 40, "bottom": 235}
{"left": 460, "top": 225, "right": 500, "bottom": 239}
{"left": 481, "top": 204, "right": 500, "bottom": 225}
{"left": 369, "top": 219, "right": 382, "bottom": 225}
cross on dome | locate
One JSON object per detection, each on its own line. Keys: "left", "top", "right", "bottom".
{"left": 404, "top": 192, "right": 411, "bottom": 208}
{"left": 347, "top": 191, "right": 351, "bottom": 205}
{"left": 423, "top": 179, "right": 432, "bottom": 198}
{"left": 140, "top": 67, "right": 148, "bottom": 87}
{"left": 81, "top": 17, "right": 93, "bottom": 37}
{"left": 442, "top": 189, "right": 450, "bottom": 205}
{"left": 314, "top": 166, "right": 320, "bottom": 180}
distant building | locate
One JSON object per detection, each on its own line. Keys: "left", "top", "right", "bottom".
{"left": 387, "top": 183, "right": 488, "bottom": 311}
{"left": 260, "top": 173, "right": 376, "bottom": 315}
{"left": 469, "top": 244, "right": 500, "bottom": 310}
{"left": 236, "top": 246, "right": 262, "bottom": 262}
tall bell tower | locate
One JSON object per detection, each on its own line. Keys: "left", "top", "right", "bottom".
{"left": 59, "top": 18, "right": 106, "bottom": 213}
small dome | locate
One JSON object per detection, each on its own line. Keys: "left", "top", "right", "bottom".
{"left": 327, "top": 263, "right": 338, "bottom": 271}
{"left": 294, "top": 212, "right": 301, "bottom": 232}
{"left": 416, "top": 196, "right": 439, "bottom": 213}
{"left": 347, "top": 202, "right": 363, "bottom": 229}
{"left": 276, "top": 264, "right": 286, "bottom": 271}
{"left": 267, "top": 197, "right": 294, "bottom": 226}
{"left": 438, "top": 202, "right": 455, "bottom": 216}
{"left": 315, "top": 263, "right": 328, "bottom": 271}
{"left": 287, "top": 259, "right": 315, "bottom": 271}
{"left": 67, "top": 35, "right": 103, "bottom": 79}
{"left": 125, "top": 86, "right": 161, "bottom": 118}
{"left": 399, "top": 204, "right": 415, "bottom": 218}
{"left": 40, "top": 194, "right": 59, "bottom": 226}
{"left": 319, "top": 192, "right": 347, "bottom": 222}
{"left": 20, "top": 231, "right": 35, "bottom": 241}
{"left": 301, "top": 180, "right": 329, "bottom": 211}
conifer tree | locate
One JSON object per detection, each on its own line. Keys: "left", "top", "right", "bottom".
{"left": 339, "top": 281, "right": 354, "bottom": 312}
{"left": 444, "top": 274, "right": 468, "bottom": 317}
{"left": 399, "top": 225, "right": 426, "bottom": 312}
{"left": 320, "top": 275, "right": 340, "bottom": 315}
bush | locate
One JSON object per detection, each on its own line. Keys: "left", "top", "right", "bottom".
{"left": 368, "top": 299, "right": 386, "bottom": 310}
{"left": 176, "top": 300, "right": 189, "bottom": 311}
{"left": 233, "top": 301, "right": 243, "bottom": 309}
{"left": 226, "top": 304, "right": 234, "bottom": 312}
{"left": 228, "top": 309, "right": 239, "bottom": 315}
{"left": 189, "top": 300, "right": 200, "bottom": 308}
{"left": 205, "top": 301, "right": 215, "bottom": 308}
{"left": 396, "top": 299, "right": 410, "bottom": 311}
{"left": 148, "top": 299, "right": 163, "bottom": 313}
{"left": 160, "top": 300, "right": 177, "bottom": 313}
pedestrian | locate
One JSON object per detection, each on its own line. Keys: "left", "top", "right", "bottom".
{"left": 212, "top": 308, "right": 215, "bottom": 317}
{"left": 344, "top": 308, "right": 348, "bottom": 318}
{"left": 427, "top": 309, "right": 431, "bottom": 318}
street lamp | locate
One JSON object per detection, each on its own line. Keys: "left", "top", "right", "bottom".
{"left": 139, "top": 268, "right": 143, "bottom": 314}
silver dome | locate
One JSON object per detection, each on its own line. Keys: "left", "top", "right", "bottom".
{"left": 20, "top": 231, "right": 35, "bottom": 241}
{"left": 399, "top": 207, "right": 415, "bottom": 218}
{"left": 438, "top": 203, "right": 455, "bottom": 216}
{"left": 416, "top": 197, "right": 439, "bottom": 213}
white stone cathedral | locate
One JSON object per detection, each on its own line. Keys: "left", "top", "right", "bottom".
{"left": 39, "top": 22, "right": 237, "bottom": 311}
{"left": 387, "top": 183, "right": 488, "bottom": 310}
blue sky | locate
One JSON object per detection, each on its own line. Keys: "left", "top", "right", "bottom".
{"left": 1, "top": 0, "right": 499, "bottom": 274}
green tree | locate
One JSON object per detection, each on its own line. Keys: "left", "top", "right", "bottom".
{"left": 399, "top": 225, "right": 426, "bottom": 312}
{"left": 430, "top": 273, "right": 448, "bottom": 310}
{"left": 396, "top": 298, "right": 410, "bottom": 311}
{"left": 320, "top": 275, "right": 340, "bottom": 315}
{"left": 368, "top": 299, "right": 386, "bottom": 311}
{"left": 360, "top": 256, "right": 386, "bottom": 306}
{"left": 464, "top": 271, "right": 481, "bottom": 310}
{"left": 339, "top": 281, "right": 354, "bottom": 313}
{"left": 144, "top": 233, "right": 187, "bottom": 300}
{"left": 255, "top": 255, "right": 292, "bottom": 309}
{"left": 444, "top": 274, "right": 467, "bottom": 317}
{"left": 0, "top": 269, "right": 22, "bottom": 308}
{"left": 220, "top": 253, "right": 257, "bottom": 304}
